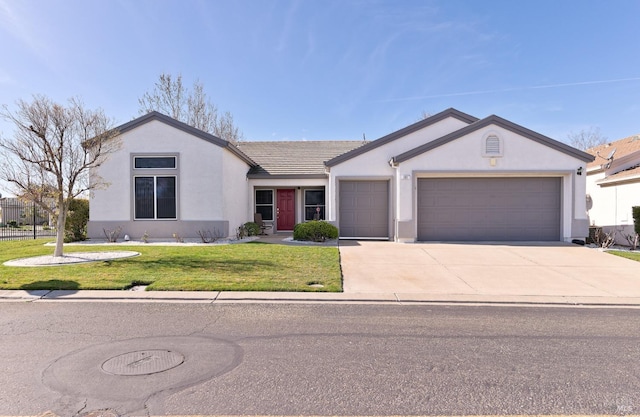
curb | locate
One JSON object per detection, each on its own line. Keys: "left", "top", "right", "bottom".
{"left": 2, "top": 290, "right": 640, "bottom": 307}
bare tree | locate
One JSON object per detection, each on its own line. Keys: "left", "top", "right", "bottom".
{"left": 138, "top": 73, "right": 242, "bottom": 143}
{"left": 567, "top": 127, "right": 608, "bottom": 150}
{"left": 418, "top": 110, "right": 432, "bottom": 120}
{"left": 0, "top": 96, "right": 121, "bottom": 257}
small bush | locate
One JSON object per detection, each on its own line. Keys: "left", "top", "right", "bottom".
{"left": 244, "top": 222, "right": 260, "bottom": 236}
{"left": 293, "top": 221, "right": 338, "bottom": 242}
{"left": 103, "top": 226, "right": 122, "bottom": 243}
{"left": 8, "top": 220, "right": 18, "bottom": 228}
{"left": 64, "top": 198, "right": 89, "bottom": 242}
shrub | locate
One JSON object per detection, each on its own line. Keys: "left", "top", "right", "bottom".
{"left": 8, "top": 220, "right": 18, "bottom": 228}
{"left": 64, "top": 198, "right": 89, "bottom": 242}
{"left": 243, "top": 222, "right": 260, "bottom": 236}
{"left": 633, "top": 206, "right": 640, "bottom": 235}
{"left": 293, "top": 221, "right": 339, "bottom": 242}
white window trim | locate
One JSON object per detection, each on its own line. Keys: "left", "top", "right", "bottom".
{"left": 304, "top": 188, "right": 325, "bottom": 221}
{"left": 255, "top": 189, "right": 275, "bottom": 221}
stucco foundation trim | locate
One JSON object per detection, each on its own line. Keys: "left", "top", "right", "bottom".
{"left": 87, "top": 220, "right": 230, "bottom": 240}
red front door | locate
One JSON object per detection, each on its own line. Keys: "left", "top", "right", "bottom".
{"left": 276, "top": 189, "right": 295, "bottom": 231}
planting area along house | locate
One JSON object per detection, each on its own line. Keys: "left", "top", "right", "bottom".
{"left": 88, "top": 108, "right": 594, "bottom": 243}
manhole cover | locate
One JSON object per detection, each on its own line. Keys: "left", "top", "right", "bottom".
{"left": 101, "top": 350, "right": 184, "bottom": 376}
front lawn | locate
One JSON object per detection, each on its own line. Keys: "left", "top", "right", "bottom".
{"left": 607, "top": 250, "right": 640, "bottom": 263}
{"left": 0, "top": 239, "right": 342, "bottom": 291}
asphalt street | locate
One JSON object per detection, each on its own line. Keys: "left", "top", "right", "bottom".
{"left": 1, "top": 302, "right": 639, "bottom": 416}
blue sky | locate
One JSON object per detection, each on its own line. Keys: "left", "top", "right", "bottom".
{"left": 1, "top": 0, "right": 639, "bottom": 147}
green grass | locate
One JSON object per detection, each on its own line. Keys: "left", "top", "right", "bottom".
{"left": 0, "top": 239, "right": 342, "bottom": 292}
{"left": 607, "top": 250, "right": 640, "bottom": 262}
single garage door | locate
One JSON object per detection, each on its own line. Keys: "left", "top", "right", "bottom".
{"left": 417, "top": 177, "right": 561, "bottom": 241}
{"left": 339, "top": 180, "right": 389, "bottom": 238}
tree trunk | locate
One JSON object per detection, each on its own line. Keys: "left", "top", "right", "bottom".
{"left": 54, "top": 200, "right": 66, "bottom": 257}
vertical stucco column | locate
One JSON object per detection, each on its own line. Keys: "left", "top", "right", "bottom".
{"left": 395, "top": 167, "right": 416, "bottom": 242}
{"left": 571, "top": 167, "right": 590, "bottom": 241}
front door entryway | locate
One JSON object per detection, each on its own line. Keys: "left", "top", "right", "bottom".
{"left": 277, "top": 189, "right": 295, "bottom": 231}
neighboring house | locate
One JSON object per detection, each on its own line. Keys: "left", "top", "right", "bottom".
{"left": 88, "top": 109, "right": 593, "bottom": 243}
{"left": 585, "top": 134, "right": 640, "bottom": 242}
{"left": 0, "top": 198, "right": 22, "bottom": 225}
{"left": 0, "top": 198, "right": 51, "bottom": 226}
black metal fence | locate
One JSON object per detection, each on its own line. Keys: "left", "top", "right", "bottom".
{"left": 0, "top": 198, "right": 58, "bottom": 240}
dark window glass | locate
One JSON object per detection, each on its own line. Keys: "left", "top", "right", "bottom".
{"left": 255, "top": 190, "right": 273, "bottom": 204}
{"left": 156, "top": 177, "right": 176, "bottom": 219}
{"left": 304, "top": 189, "right": 325, "bottom": 220}
{"left": 305, "top": 190, "right": 324, "bottom": 205}
{"left": 135, "top": 157, "right": 176, "bottom": 169}
{"left": 134, "top": 176, "right": 176, "bottom": 219}
{"left": 255, "top": 190, "right": 273, "bottom": 221}
{"left": 305, "top": 206, "right": 325, "bottom": 221}
{"left": 256, "top": 206, "right": 273, "bottom": 222}
{"left": 134, "top": 177, "right": 155, "bottom": 219}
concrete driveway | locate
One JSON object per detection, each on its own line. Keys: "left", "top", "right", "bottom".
{"left": 339, "top": 241, "right": 640, "bottom": 303}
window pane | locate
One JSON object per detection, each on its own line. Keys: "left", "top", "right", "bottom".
{"left": 305, "top": 190, "right": 324, "bottom": 205}
{"left": 135, "top": 157, "right": 176, "bottom": 169}
{"left": 256, "top": 206, "right": 273, "bottom": 221}
{"left": 156, "top": 177, "right": 176, "bottom": 219}
{"left": 255, "top": 190, "right": 273, "bottom": 204}
{"left": 135, "top": 177, "right": 155, "bottom": 219}
{"left": 305, "top": 206, "right": 324, "bottom": 221}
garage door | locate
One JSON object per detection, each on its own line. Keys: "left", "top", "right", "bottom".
{"left": 417, "top": 177, "right": 561, "bottom": 241}
{"left": 339, "top": 180, "right": 389, "bottom": 238}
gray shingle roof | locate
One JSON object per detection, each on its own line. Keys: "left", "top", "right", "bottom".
{"left": 236, "top": 141, "right": 365, "bottom": 178}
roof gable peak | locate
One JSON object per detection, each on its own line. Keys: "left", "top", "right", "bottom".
{"left": 393, "top": 114, "right": 595, "bottom": 164}
{"left": 325, "top": 108, "right": 478, "bottom": 167}
{"left": 115, "top": 111, "right": 255, "bottom": 166}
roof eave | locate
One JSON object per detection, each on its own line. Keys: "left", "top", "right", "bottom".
{"left": 596, "top": 173, "right": 640, "bottom": 186}
{"left": 246, "top": 173, "right": 329, "bottom": 180}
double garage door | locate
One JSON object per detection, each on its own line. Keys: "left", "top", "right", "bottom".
{"left": 417, "top": 177, "right": 561, "bottom": 241}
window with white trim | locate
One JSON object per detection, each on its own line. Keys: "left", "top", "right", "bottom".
{"left": 255, "top": 189, "right": 274, "bottom": 221}
{"left": 304, "top": 189, "right": 325, "bottom": 220}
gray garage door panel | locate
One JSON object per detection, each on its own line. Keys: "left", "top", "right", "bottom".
{"left": 339, "top": 180, "right": 389, "bottom": 238}
{"left": 418, "top": 177, "right": 561, "bottom": 241}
